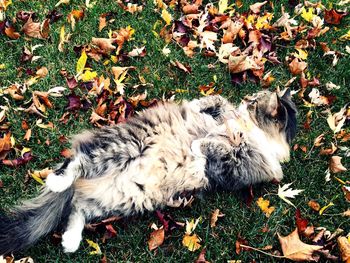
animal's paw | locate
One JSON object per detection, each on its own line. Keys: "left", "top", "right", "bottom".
{"left": 62, "top": 230, "right": 82, "bottom": 253}
{"left": 191, "top": 140, "right": 204, "bottom": 157}
{"left": 46, "top": 173, "right": 73, "bottom": 193}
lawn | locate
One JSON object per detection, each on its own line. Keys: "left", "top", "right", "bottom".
{"left": 0, "top": 0, "right": 349, "bottom": 262}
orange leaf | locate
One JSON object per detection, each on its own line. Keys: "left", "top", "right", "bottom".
{"left": 147, "top": 228, "right": 165, "bottom": 251}
{"left": 256, "top": 197, "right": 275, "bottom": 218}
{"left": 210, "top": 209, "right": 225, "bottom": 228}
{"left": 182, "top": 233, "right": 201, "bottom": 252}
{"left": 337, "top": 236, "right": 350, "bottom": 262}
{"left": 289, "top": 58, "right": 307, "bottom": 75}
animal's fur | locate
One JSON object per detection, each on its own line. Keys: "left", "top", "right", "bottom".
{"left": 0, "top": 90, "right": 297, "bottom": 254}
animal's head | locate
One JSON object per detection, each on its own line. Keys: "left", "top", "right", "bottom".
{"left": 242, "top": 89, "right": 297, "bottom": 143}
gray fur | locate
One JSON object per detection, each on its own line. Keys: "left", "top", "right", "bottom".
{"left": 0, "top": 91, "right": 297, "bottom": 254}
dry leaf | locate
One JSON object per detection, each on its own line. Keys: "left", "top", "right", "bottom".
{"left": 278, "top": 228, "right": 322, "bottom": 261}
{"left": 148, "top": 228, "right": 165, "bottom": 251}
{"left": 228, "top": 54, "right": 261, "bottom": 74}
{"left": 289, "top": 58, "right": 307, "bottom": 75}
{"left": 210, "top": 209, "right": 225, "bottom": 228}
{"left": 337, "top": 236, "right": 350, "bottom": 262}
{"left": 278, "top": 183, "right": 304, "bottom": 207}
{"left": 329, "top": 156, "right": 347, "bottom": 173}
{"left": 256, "top": 197, "right": 275, "bottom": 217}
{"left": 195, "top": 248, "right": 210, "bottom": 263}
{"left": 342, "top": 186, "right": 350, "bottom": 202}
{"left": 22, "top": 17, "right": 50, "bottom": 39}
{"left": 86, "top": 239, "right": 102, "bottom": 255}
{"left": 249, "top": 1, "right": 267, "bottom": 14}
{"left": 320, "top": 143, "right": 337, "bottom": 155}
{"left": 91, "top": 37, "right": 116, "bottom": 54}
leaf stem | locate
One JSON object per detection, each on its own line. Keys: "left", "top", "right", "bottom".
{"left": 239, "top": 244, "right": 286, "bottom": 259}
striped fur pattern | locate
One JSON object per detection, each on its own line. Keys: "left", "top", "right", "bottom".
{"left": 0, "top": 89, "right": 297, "bottom": 254}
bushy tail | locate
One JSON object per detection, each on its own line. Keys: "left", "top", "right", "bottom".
{"left": 0, "top": 187, "right": 74, "bottom": 255}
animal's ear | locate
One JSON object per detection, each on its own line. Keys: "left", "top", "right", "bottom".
{"left": 267, "top": 92, "right": 280, "bottom": 118}
{"left": 278, "top": 87, "right": 291, "bottom": 100}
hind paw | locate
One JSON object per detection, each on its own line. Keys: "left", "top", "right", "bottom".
{"left": 46, "top": 173, "right": 73, "bottom": 192}
{"left": 62, "top": 231, "right": 81, "bottom": 253}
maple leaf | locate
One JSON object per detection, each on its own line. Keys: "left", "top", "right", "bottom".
{"left": 256, "top": 197, "right": 275, "bottom": 217}
{"left": 324, "top": 9, "right": 348, "bottom": 25}
{"left": 278, "top": 183, "right": 304, "bottom": 207}
{"left": 301, "top": 7, "right": 315, "bottom": 22}
{"left": 91, "top": 37, "right": 116, "bottom": 54}
{"left": 22, "top": 17, "right": 50, "bottom": 39}
{"left": 183, "top": 233, "right": 201, "bottom": 252}
{"left": 289, "top": 58, "right": 307, "bottom": 75}
{"left": 278, "top": 228, "right": 322, "bottom": 262}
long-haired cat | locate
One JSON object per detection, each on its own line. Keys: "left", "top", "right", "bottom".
{"left": 0, "top": 89, "right": 297, "bottom": 254}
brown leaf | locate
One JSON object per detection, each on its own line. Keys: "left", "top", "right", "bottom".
{"left": 324, "top": 9, "right": 347, "bottom": 25}
{"left": 289, "top": 58, "right": 307, "bottom": 75}
{"left": 148, "top": 228, "right": 165, "bottom": 251}
{"left": 249, "top": 1, "right": 267, "bottom": 13}
{"left": 99, "top": 15, "right": 107, "bottom": 32}
{"left": 36, "top": 66, "right": 48, "bottom": 78}
{"left": 235, "top": 234, "right": 249, "bottom": 254}
{"left": 0, "top": 132, "right": 12, "bottom": 153}
{"left": 278, "top": 228, "right": 322, "bottom": 262}
{"left": 337, "top": 236, "right": 350, "bottom": 262}
{"left": 22, "top": 17, "right": 50, "bottom": 39}
{"left": 329, "top": 156, "right": 347, "bottom": 173}
{"left": 5, "top": 25, "right": 21, "bottom": 39}
{"left": 342, "top": 186, "right": 350, "bottom": 202}
{"left": 171, "top": 60, "right": 192, "bottom": 74}
{"left": 228, "top": 55, "right": 261, "bottom": 74}
{"left": 60, "top": 148, "right": 72, "bottom": 158}
{"left": 210, "top": 209, "right": 225, "bottom": 228}
{"left": 183, "top": 4, "right": 199, "bottom": 14}
{"left": 91, "top": 37, "right": 116, "bottom": 54}
{"left": 195, "top": 248, "right": 210, "bottom": 263}
{"left": 320, "top": 143, "right": 337, "bottom": 155}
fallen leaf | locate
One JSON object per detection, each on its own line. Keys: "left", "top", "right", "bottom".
{"left": 22, "top": 17, "right": 50, "bottom": 39}
{"left": 183, "top": 233, "right": 201, "bottom": 252}
{"left": 324, "top": 9, "right": 348, "bottom": 25}
{"left": 295, "top": 209, "right": 308, "bottom": 233}
{"left": 337, "top": 236, "right": 350, "bottom": 262}
{"left": 195, "top": 248, "right": 210, "bottom": 263}
{"left": 171, "top": 60, "right": 192, "bottom": 73}
{"left": 86, "top": 239, "right": 102, "bottom": 255}
{"left": 256, "top": 197, "right": 275, "bottom": 217}
{"left": 148, "top": 227, "right": 165, "bottom": 251}
{"left": 228, "top": 54, "right": 261, "bottom": 74}
{"left": 329, "top": 156, "right": 347, "bottom": 173}
{"left": 342, "top": 186, "right": 350, "bottom": 202}
{"left": 278, "top": 183, "right": 304, "bottom": 207}
{"left": 249, "top": 1, "right": 267, "bottom": 14}
{"left": 320, "top": 143, "right": 337, "bottom": 155}
{"left": 319, "top": 202, "right": 334, "bottom": 215}
{"left": 76, "top": 49, "right": 87, "bottom": 75}
{"left": 289, "top": 58, "right": 307, "bottom": 75}
{"left": 278, "top": 228, "right": 322, "bottom": 261}
{"left": 161, "top": 8, "right": 172, "bottom": 25}
{"left": 210, "top": 209, "right": 225, "bottom": 228}
{"left": 308, "top": 200, "right": 321, "bottom": 212}
{"left": 92, "top": 37, "right": 116, "bottom": 54}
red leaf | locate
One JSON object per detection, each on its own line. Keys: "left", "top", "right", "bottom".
{"left": 324, "top": 9, "right": 347, "bottom": 25}
{"left": 66, "top": 93, "right": 82, "bottom": 111}
{"left": 295, "top": 209, "right": 308, "bottom": 233}
{"left": 3, "top": 152, "right": 33, "bottom": 167}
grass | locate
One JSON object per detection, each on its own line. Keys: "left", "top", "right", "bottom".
{"left": 0, "top": 0, "right": 349, "bottom": 262}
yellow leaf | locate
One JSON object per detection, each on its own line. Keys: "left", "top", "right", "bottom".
{"left": 294, "top": 48, "right": 308, "bottom": 60}
{"left": 21, "top": 147, "right": 31, "bottom": 157}
{"left": 185, "top": 217, "right": 201, "bottom": 235}
{"left": 319, "top": 202, "right": 334, "bottom": 215}
{"left": 80, "top": 70, "right": 97, "bottom": 82}
{"left": 76, "top": 50, "right": 87, "bottom": 75}
{"left": 182, "top": 234, "right": 201, "bottom": 252}
{"left": 255, "top": 13, "right": 273, "bottom": 30}
{"left": 301, "top": 7, "right": 314, "bottom": 22}
{"left": 161, "top": 8, "right": 172, "bottom": 25}
{"left": 86, "top": 239, "right": 102, "bottom": 255}
{"left": 256, "top": 197, "right": 275, "bottom": 217}
{"left": 31, "top": 173, "right": 45, "bottom": 185}
{"left": 0, "top": 64, "right": 5, "bottom": 69}
{"left": 0, "top": 0, "right": 12, "bottom": 10}
{"left": 340, "top": 29, "right": 350, "bottom": 41}
{"left": 218, "top": 0, "right": 233, "bottom": 14}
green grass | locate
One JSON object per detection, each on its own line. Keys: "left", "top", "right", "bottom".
{"left": 0, "top": 0, "right": 349, "bottom": 262}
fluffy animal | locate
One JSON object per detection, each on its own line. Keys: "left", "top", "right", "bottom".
{"left": 0, "top": 89, "right": 297, "bottom": 254}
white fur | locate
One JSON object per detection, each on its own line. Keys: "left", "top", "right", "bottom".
{"left": 62, "top": 213, "right": 85, "bottom": 253}
{"left": 46, "top": 173, "right": 74, "bottom": 193}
